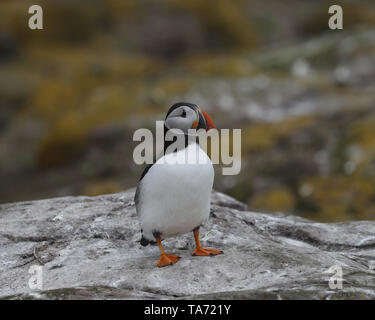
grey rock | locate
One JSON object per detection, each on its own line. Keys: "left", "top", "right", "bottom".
{"left": 0, "top": 189, "right": 375, "bottom": 300}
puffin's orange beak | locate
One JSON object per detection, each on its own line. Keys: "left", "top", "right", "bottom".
{"left": 200, "top": 110, "right": 216, "bottom": 131}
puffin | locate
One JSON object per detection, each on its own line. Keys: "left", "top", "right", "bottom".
{"left": 135, "top": 102, "right": 223, "bottom": 267}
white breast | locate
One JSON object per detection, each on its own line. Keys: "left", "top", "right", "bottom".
{"left": 138, "top": 143, "right": 214, "bottom": 241}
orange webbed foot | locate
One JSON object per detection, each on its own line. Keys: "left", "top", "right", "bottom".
{"left": 157, "top": 253, "right": 181, "bottom": 267}
{"left": 192, "top": 247, "right": 223, "bottom": 256}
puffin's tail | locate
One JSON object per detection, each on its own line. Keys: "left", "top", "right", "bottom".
{"left": 140, "top": 233, "right": 156, "bottom": 246}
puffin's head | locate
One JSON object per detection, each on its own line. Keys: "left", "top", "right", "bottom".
{"left": 164, "top": 102, "right": 215, "bottom": 134}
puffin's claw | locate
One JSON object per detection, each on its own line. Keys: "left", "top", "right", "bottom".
{"left": 157, "top": 253, "right": 180, "bottom": 267}
{"left": 192, "top": 247, "right": 223, "bottom": 256}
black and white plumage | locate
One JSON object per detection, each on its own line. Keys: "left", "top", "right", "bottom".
{"left": 135, "top": 102, "right": 223, "bottom": 267}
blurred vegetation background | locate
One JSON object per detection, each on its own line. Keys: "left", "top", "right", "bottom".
{"left": 1, "top": 0, "right": 375, "bottom": 222}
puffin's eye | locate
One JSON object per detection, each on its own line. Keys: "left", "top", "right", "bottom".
{"left": 181, "top": 109, "right": 186, "bottom": 118}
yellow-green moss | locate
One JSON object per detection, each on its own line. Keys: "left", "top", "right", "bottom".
{"left": 37, "top": 112, "right": 87, "bottom": 168}
{"left": 301, "top": 175, "right": 375, "bottom": 222}
{"left": 243, "top": 116, "right": 315, "bottom": 152}
{"left": 349, "top": 115, "right": 375, "bottom": 153}
{"left": 183, "top": 55, "right": 254, "bottom": 76}
{"left": 168, "top": 0, "right": 257, "bottom": 49}
{"left": 30, "top": 79, "right": 79, "bottom": 121}
{"left": 83, "top": 180, "right": 123, "bottom": 197}
{"left": 250, "top": 187, "right": 296, "bottom": 213}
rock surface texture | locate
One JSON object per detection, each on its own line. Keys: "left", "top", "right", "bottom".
{"left": 1, "top": 189, "right": 375, "bottom": 300}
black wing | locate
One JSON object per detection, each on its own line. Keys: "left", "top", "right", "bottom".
{"left": 134, "top": 163, "right": 154, "bottom": 209}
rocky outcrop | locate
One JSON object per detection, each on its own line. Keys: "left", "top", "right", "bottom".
{"left": 1, "top": 189, "right": 375, "bottom": 300}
